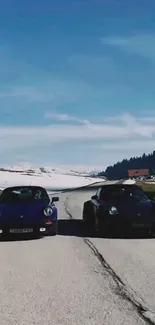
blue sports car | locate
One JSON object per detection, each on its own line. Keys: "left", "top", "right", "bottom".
{"left": 0, "top": 185, "right": 59, "bottom": 237}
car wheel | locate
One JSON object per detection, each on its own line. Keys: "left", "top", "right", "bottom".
{"left": 47, "top": 223, "right": 58, "bottom": 236}
{"left": 96, "top": 212, "right": 110, "bottom": 237}
{"left": 82, "top": 201, "right": 95, "bottom": 233}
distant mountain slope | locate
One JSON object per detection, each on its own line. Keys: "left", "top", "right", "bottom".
{"left": 0, "top": 165, "right": 102, "bottom": 178}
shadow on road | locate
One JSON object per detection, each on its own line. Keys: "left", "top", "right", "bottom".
{"left": 0, "top": 221, "right": 154, "bottom": 241}
{"left": 58, "top": 219, "right": 87, "bottom": 237}
{"left": 0, "top": 235, "right": 42, "bottom": 242}
{"left": 58, "top": 219, "right": 155, "bottom": 240}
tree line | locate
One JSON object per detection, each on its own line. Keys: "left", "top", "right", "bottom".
{"left": 97, "top": 151, "right": 155, "bottom": 180}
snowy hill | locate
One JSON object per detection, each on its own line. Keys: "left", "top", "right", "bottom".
{"left": 0, "top": 164, "right": 102, "bottom": 177}
{"left": 0, "top": 165, "right": 105, "bottom": 191}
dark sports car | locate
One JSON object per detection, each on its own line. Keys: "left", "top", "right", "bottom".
{"left": 82, "top": 184, "right": 155, "bottom": 236}
{"left": 0, "top": 185, "right": 59, "bottom": 237}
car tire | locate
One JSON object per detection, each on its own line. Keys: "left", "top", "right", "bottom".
{"left": 82, "top": 201, "right": 95, "bottom": 233}
{"left": 96, "top": 211, "right": 110, "bottom": 238}
{"left": 46, "top": 223, "right": 58, "bottom": 236}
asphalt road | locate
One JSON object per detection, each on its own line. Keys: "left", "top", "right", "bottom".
{"left": 0, "top": 183, "right": 153, "bottom": 325}
{"left": 66, "top": 185, "right": 155, "bottom": 324}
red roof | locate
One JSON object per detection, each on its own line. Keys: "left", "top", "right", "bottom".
{"left": 128, "top": 169, "right": 149, "bottom": 177}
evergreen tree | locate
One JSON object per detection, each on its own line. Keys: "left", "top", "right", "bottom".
{"left": 98, "top": 150, "right": 155, "bottom": 180}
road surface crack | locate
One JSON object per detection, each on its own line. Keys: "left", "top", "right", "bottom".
{"left": 65, "top": 196, "right": 155, "bottom": 325}
{"left": 85, "top": 238, "right": 155, "bottom": 325}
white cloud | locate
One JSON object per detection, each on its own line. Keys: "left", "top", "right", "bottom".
{"left": 117, "top": 113, "right": 154, "bottom": 137}
{"left": 0, "top": 113, "right": 155, "bottom": 154}
{"left": 103, "top": 115, "right": 155, "bottom": 124}
{"left": 92, "top": 140, "right": 155, "bottom": 151}
{"left": 0, "top": 86, "right": 54, "bottom": 103}
{"left": 0, "top": 78, "right": 93, "bottom": 106}
{"left": 102, "top": 114, "right": 155, "bottom": 135}
{"left": 44, "top": 112, "right": 90, "bottom": 124}
{"left": 101, "top": 35, "right": 155, "bottom": 60}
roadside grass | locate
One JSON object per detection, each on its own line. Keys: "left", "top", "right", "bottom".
{"left": 136, "top": 181, "right": 155, "bottom": 200}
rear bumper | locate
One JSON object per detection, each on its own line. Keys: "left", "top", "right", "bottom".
{"left": 0, "top": 220, "right": 58, "bottom": 236}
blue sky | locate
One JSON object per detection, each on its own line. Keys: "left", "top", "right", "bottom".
{"left": 0, "top": 0, "right": 155, "bottom": 169}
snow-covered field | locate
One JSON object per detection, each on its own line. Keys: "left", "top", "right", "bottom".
{"left": 0, "top": 166, "right": 104, "bottom": 191}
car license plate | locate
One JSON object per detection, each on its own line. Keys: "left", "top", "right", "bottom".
{"left": 132, "top": 223, "right": 150, "bottom": 228}
{"left": 9, "top": 228, "right": 33, "bottom": 233}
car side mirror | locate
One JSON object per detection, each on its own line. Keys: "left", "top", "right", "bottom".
{"left": 51, "top": 196, "right": 59, "bottom": 203}
{"left": 91, "top": 195, "right": 98, "bottom": 200}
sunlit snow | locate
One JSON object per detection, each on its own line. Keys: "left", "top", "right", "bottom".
{"left": 0, "top": 166, "right": 104, "bottom": 191}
